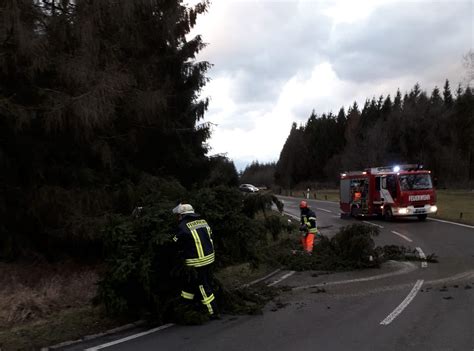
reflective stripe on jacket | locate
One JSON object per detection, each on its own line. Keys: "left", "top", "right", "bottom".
{"left": 301, "top": 208, "right": 318, "bottom": 234}
{"left": 173, "top": 215, "right": 215, "bottom": 267}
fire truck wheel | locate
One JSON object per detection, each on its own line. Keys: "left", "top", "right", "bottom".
{"left": 417, "top": 214, "right": 427, "bottom": 221}
{"left": 384, "top": 207, "right": 393, "bottom": 221}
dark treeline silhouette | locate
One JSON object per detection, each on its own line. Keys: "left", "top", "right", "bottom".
{"left": 0, "top": 0, "right": 240, "bottom": 260}
{"left": 276, "top": 81, "right": 473, "bottom": 188}
{"left": 240, "top": 161, "right": 276, "bottom": 188}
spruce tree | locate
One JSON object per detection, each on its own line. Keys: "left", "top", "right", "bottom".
{"left": 0, "top": 0, "right": 212, "bottom": 258}
{"left": 443, "top": 79, "right": 454, "bottom": 107}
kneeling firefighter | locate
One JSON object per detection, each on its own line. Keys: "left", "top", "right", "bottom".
{"left": 299, "top": 201, "right": 318, "bottom": 253}
{"left": 172, "top": 203, "right": 219, "bottom": 318}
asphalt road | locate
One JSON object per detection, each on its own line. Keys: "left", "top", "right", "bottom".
{"left": 70, "top": 196, "right": 474, "bottom": 351}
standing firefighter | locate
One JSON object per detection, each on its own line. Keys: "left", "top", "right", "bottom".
{"left": 299, "top": 201, "right": 318, "bottom": 254}
{"left": 172, "top": 203, "right": 219, "bottom": 319}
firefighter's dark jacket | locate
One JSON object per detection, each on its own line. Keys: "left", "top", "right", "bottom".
{"left": 173, "top": 213, "right": 215, "bottom": 267}
{"left": 300, "top": 208, "right": 318, "bottom": 234}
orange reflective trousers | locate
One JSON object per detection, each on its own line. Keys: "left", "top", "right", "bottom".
{"left": 300, "top": 232, "right": 315, "bottom": 253}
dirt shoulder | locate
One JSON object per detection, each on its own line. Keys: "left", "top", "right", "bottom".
{"left": 0, "top": 262, "right": 128, "bottom": 350}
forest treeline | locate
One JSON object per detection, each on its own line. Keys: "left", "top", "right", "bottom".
{"left": 274, "top": 80, "right": 473, "bottom": 188}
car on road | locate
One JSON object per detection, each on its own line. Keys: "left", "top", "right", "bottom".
{"left": 239, "top": 184, "right": 259, "bottom": 193}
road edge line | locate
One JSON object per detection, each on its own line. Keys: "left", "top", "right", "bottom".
{"left": 293, "top": 261, "right": 417, "bottom": 291}
{"left": 283, "top": 211, "right": 299, "bottom": 220}
{"left": 363, "top": 221, "right": 384, "bottom": 229}
{"left": 240, "top": 269, "right": 282, "bottom": 288}
{"left": 391, "top": 230, "right": 413, "bottom": 243}
{"left": 427, "top": 217, "right": 474, "bottom": 229}
{"left": 380, "top": 279, "right": 424, "bottom": 326}
{"left": 84, "top": 324, "right": 175, "bottom": 351}
{"left": 40, "top": 321, "right": 147, "bottom": 350}
{"left": 267, "top": 271, "right": 296, "bottom": 287}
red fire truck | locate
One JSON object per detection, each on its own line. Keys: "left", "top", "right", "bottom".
{"left": 340, "top": 164, "right": 437, "bottom": 220}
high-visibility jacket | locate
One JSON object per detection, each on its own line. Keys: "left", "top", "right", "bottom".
{"left": 173, "top": 214, "right": 215, "bottom": 267}
{"left": 300, "top": 208, "right": 318, "bottom": 234}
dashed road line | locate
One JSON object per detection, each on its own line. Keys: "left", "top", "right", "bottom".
{"left": 380, "top": 280, "right": 424, "bottom": 326}
{"left": 391, "top": 230, "right": 413, "bottom": 243}
{"left": 316, "top": 207, "right": 332, "bottom": 213}
{"left": 268, "top": 271, "right": 295, "bottom": 287}
{"left": 427, "top": 217, "right": 474, "bottom": 229}
{"left": 416, "top": 247, "right": 428, "bottom": 268}
{"left": 85, "top": 324, "right": 175, "bottom": 351}
{"left": 363, "top": 221, "right": 384, "bottom": 229}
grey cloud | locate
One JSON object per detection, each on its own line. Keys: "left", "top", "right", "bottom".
{"left": 201, "top": 1, "right": 332, "bottom": 104}
{"left": 326, "top": 1, "right": 472, "bottom": 83}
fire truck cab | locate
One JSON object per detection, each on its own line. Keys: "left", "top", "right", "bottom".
{"left": 340, "top": 164, "right": 437, "bottom": 221}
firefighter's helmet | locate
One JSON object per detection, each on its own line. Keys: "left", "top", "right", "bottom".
{"left": 299, "top": 200, "right": 308, "bottom": 209}
{"left": 172, "top": 203, "right": 195, "bottom": 215}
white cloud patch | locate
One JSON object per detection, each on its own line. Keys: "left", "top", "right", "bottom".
{"left": 188, "top": 0, "right": 472, "bottom": 170}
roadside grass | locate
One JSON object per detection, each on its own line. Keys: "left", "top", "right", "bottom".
{"left": 0, "top": 306, "right": 122, "bottom": 350}
{"left": 0, "top": 263, "right": 99, "bottom": 329}
{"left": 432, "top": 190, "right": 474, "bottom": 225}
{"left": 313, "top": 189, "right": 339, "bottom": 202}
{"left": 278, "top": 189, "right": 339, "bottom": 202}
{"left": 0, "top": 262, "right": 128, "bottom": 350}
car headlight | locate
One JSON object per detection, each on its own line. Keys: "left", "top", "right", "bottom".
{"left": 398, "top": 208, "right": 408, "bottom": 214}
{"left": 430, "top": 205, "right": 438, "bottom": 213}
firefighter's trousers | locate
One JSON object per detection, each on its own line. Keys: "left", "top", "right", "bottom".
{"left": 180, "top": 264, "right": 218, "bottom": 316}
{"left": 300, "top": 232, "right": 315, "bottom": 253}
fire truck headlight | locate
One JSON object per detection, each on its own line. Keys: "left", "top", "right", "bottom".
{"left": 398, "top": 208, "right": 408, "bottom": 214}
{"left": 430, "top": 205, "right": 438, "bottom": 213}
{"left": 393, "top": 165, "right": 400, "bottom": 172}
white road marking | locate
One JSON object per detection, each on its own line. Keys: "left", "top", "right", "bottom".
{"left": 283, "top": 211, "right": 299, "bottom": 220}
{"left": 321, "top": 270, "right": 474, "bottom": 298}
{"left": 241, "top": 269, "right": 281, "bottom": 288}
{"left": 391, "top": 230, "right": 413, "bottom": 243}
{"left": 363, "top": 221, "right": 384, "bottom": 229}
{"left": 293, "top": 261, "right": 417, "bottom": 290}
{"left": 427, "top": 217, "right": 474, "bottom": 229}
{"left": 316, "top": 207, "right": 332, "bottom": 213}
{"left": 416, "top": 247, "right": 428, "bottom": 268}
{"left": 85, "top": 324, "right": 175, "bottom": 351}
{"left": 426, "top": 270, "right": 474, "bottom": 285}
{"left": 415, "top": 247, "right": 426, "bottom": 260}
{"left": 380, "top": 280, "right": 424, "bottom": 326}
{"left": 332, "top": 215, "right": 341, "bottom": 218}
{"left": 267, "top": 271, "right": 295, "bottom": 287}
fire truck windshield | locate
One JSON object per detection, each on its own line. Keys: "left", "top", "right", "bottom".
{"left": 399, "top": 174, "right": 433, "bottom": 191}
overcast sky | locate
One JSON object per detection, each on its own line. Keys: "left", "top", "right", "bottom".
{"left": 188, "top": 0, "right": 473, "bottom": 171}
